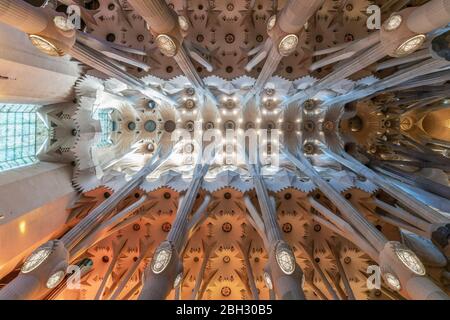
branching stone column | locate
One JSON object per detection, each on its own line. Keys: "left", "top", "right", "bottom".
{"left": 283, "top": 148, "right": 449, "bottom": 300}
{"left": 173, "top": 44, "right": 206, "bottom": 95}
{"left": 322, "top": 148, "right": 450, "bottom": 249}
{"left": 127, "top": 0, "right": 208, "bottom": 97}
{"left": 139, "top": 165, "right": 210, "bottom": 300}
{"left": 244, "top": 0, "right": 324, "bottom": 103}
{"left": 284, "top": 149, "right": 387, "bottom": 252}
{"left": 406, "top": 0, "right": 450, "bottom": 35}
{"left": 247, "top": 164, "right": 305, "bottom": 300}
{"left": 0, "top": 0, "right": 75, "bottom": 54}
{"left": 61, "top": 152, "right": 167, "bottom": 251}
{"left": 0, "top": 0, "right": 48, "bottom": 34}
{"left": 69, "top": 41, "right": 174, "bottom": 105}
{"left": 323, "top": 58, "right": 450, "bottom": 108}
{"left": 286, "top": 0, "right": 450, "bottom": 105}
{"left": 0, "top": 240, "right": 68, "bottom": 300}
{"left": 0, "top": 0, "right": 173, "bottom": 105}
{"left": 324, "top": 0, "right": 450, "bottom": 87}
{"left": 0, "top": 149, "right": 168, "bottom": 300}
{"left": 372, "top": 163, "right": 450, "bottom": 202}
{"left": 379, "top": 241, "right": 449, "bottom": 300}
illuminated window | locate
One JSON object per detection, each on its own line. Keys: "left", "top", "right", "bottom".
{"left": 0, "top": 104, "right": 47, "bottom": 172}
{"left": 94, "top": 109, "right": 114, "bottom": 147}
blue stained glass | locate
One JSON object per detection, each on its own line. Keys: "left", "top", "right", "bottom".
{"left": 93, "top": 108, "right": 114, "bottom": 148}
{"left": 0, "top": 104, "right": 47, "bottom": 172}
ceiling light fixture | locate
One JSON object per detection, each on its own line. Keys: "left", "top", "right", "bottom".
{"left": 394, "top": 34, "right": 426, "bottom": 57}
{"left": 151, "top": 241, "right": 173, "bottom": 274}
{"left": 28, "top": 35, "right": 64, "bottom": 57}
{"left": 156, "top": 34, "right": 178, "bottom": 57}
{"left": 384, "top": 14, "right": 403, "bottom": 31}
{"left": 278, "top": 34, "right": 299, "bottom": 56}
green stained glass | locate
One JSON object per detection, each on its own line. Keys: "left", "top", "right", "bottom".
{"left": 94, "top": 108, "right": 114, "bottom": 148}
{"left": 0, "top": 104, "right": 47, "bottom": 172}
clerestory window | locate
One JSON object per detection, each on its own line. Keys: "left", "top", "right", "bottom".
{"left": 93, "top": 108, "right": 114, "bottom": 148}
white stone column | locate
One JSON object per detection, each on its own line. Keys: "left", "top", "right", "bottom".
{"left": 247, "top": 164, "right": 305, "bottom": 300}
{"left": 0, "top": 150, "right": 167, "bottom": 300}
{"left": 0, "top": 162, "right": 75, "bottom": 279}
{"left": 139, "top": 165, "right": 210, "bottom": 300}
{"left": 0, "top": 0, "right": 48, "bottom": 34}
{"left": 379, "top": 241, "right": 449, "bottom": 300}
{"left": 0, "top": 23, "right": 80, "bottom": 104}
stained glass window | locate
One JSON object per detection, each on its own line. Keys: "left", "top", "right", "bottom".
{"left": 93, "top": 108, "right": 114, "bottom": 147}
{"left": 0, "top": 104, "right": 47, "bottom": 172}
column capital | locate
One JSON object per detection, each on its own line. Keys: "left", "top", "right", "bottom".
{"left": 0, "top": 240, "right": 69, "bottom": 300}
{"left": 379, "top": 241, "right": 448, "bottom": 299}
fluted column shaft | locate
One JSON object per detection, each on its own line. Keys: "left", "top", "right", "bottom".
{"left": 126, "top": 0, "right": 176, "bottom": 34}
{"left": 278, "top": 0, "right": 325, "bottom": 34}
{"left": 407, "top": 0, "right": 450, "bottom": 34}
{"left": 406, "top": 277, "right": 449, "bottom": 299}
{"left": 247, "top": 164, "right": 305, "bottom": 300}
{"left": 69, "top": 41, "right": 144, "bottom": 88}
{"left": 283, "top": 150, "right": 387, "bottom": 251}
{"left": 317, "top": 43, "right": 387, "bottom": 90}
{"left": 61, "top": 149, "right": 165, "bottom": 250}
{"left": 139, "top": 165, "right": 209, "bottom": 300}
{"left": 168, "top": 165, "right": 210, "bottom": 251}
{"left": 174, "top": 45, "right": 206, "bottom": 93}
{"left": 0, "top": 148, "right": 168, "bottom": 300}
{"left": 323, "top": 59, "right": 450, "bottom": 106}
{"left": 248, "top": 0, "right": 323, "bottom": 103}
{"left": 323, "top": 149, "right": 448, "bottom": 225}
{"left": 69, "top": 41, "right": 174, "bottom": 105}
{"left": 372, "top": 59, "right": 450, "bottom": 93}
{"left": 374, "top": 163, "right": 450, "bottom": 200}
{"left": 250, "top": 165, "right": 282, "bottom": 243}
{"left": 70, "top": 195, "right": 149, "bottom": 259}
{"left": 255, "top": 47, "right": 282, "bottom": 92}
{"left": 243, "top": 45, "right": 282, "bottom": 104}
{"left": 243, "top": 195, "right": 268, "bottom": 246}
{"left": 307, "top": 197, "right": 380, "bottom": 261}
{"left": 287, "top": 0, "right": 450, "bottom": 106}
{"left": 239, "top": 242, "right": 259, "bottom": 300}
{"left": 0, "top": 0, "right": 48, "bottom": 34}
{"left": 317, "top": 0, "right": 450, "bottom": 90}
{"left": 285, "top": 149, "right": 449, "bottom": 300}
{"left": 127, "top": 0, "right": 209, "bottom": 100}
